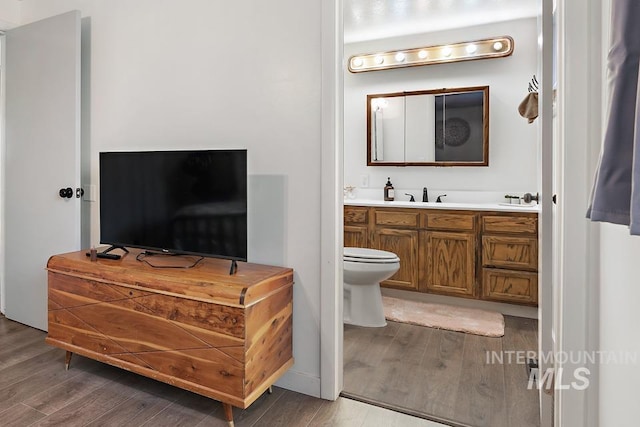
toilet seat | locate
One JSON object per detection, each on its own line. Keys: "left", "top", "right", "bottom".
{"left": 344, "top": 247, "right": 400, "bottom": 264}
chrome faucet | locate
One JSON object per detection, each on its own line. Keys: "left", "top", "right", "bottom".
{"left": 422, "top": 187, "right": 429, "bottom": 202}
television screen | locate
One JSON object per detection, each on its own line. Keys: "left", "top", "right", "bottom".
{"left": 99, "top": 149, "right": 247, "bottom": 261}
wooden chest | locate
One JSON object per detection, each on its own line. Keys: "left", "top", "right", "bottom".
{"left": 45, "top": 249, "right": 294, "bottom": 424}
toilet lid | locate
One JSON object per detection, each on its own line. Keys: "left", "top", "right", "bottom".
{"left": 344, "top": 247, "right": 400, "bottom": 263}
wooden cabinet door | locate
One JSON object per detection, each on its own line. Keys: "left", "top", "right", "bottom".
{"left": 423, "top": 231, "right": 476, "bottom": 296}
{"left": 344, "top": 225, "right": 368, "bottom": 248}
{"left": 372, "top": 228, "right": 419, "bottom": 291}
{"left": 482, "top": 268, "right": 538, "bottom": 305}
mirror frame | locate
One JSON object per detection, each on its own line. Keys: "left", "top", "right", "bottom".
{"left": 366, "top": 85, "right": 490, "bottom": 166}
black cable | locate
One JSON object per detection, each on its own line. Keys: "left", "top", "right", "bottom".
{"left": 135, "top": 252, "right": 204, "bottom": 269}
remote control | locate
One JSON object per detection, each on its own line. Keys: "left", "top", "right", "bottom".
{"left": 85, "top": 252, "right": 121, "bottom": 260}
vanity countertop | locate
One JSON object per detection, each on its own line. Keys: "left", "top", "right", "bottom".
{"left": 344, "top": 199, "right": 540, "bottom": 213}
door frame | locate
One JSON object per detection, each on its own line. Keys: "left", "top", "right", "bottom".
{"left": 319, "top": 0, "right": 344, "bottom": 400}
{"left": 0, "top": 34, "right": 5, "bottom": 315}
{"left": 552, "top": 0, "right": 605, "bottom": 425}
{"left": 321, "top": 1, "right": 596, "bottom": 425}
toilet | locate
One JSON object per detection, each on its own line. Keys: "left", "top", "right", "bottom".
{"left": 343, "top": 247, "right": 400, "bottom": 327}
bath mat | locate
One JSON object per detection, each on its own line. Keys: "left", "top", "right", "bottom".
{"left": 382, "top": 296, "right": 505, "bottom": 337}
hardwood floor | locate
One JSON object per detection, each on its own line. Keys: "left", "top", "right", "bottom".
{"left": 343, "top": 316, "right": 540, "bottom": 427}
{"left": 0, "top": 315, "right": 446, "bottom": 427}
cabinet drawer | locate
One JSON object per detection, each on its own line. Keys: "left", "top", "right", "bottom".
{"left": 481, "top": 215, "right": 537, "bottom": 235}
{"left": 483, "top": 236, "right": 537, "bottom": 270}
{"left": 375, "top": 210, "right": 419, "bottom": 227}
{"left": 344, "top": 206, "right": 369, "bottom": 224}
{"left": 425, "top": 212, "right": 475, "bottom": 231}
{"left": 482, "top": 268, "right": 538, "bottom": 305}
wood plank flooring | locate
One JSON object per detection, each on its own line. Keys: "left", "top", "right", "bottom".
{"left": 343, "top": 316, "right": 540, "bottom": 427}
{"left": 0, "top": 315, "right": 446, "bottom": 427}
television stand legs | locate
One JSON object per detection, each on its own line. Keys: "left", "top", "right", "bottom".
{"left": 229, "top": 260, "right": 238, "bottom": 275}
{"left": 102, "top": 245, "right": 129, "bottom": 255}
{"left": 222, "top": 403, "right": 234, "bottom": 426}
{"left": 65, "top": 351, "right": 73, "bottom": 370}
{"left": 63, "top": 349, "right": 235, "bottom": 426}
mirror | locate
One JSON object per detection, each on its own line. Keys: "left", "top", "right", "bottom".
{"left": 367, "top": 86, "right": 489, "bottom": 166}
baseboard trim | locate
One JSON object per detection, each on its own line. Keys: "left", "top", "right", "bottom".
{"left": 274, "top": 369, "right": 321, "bottom": 398}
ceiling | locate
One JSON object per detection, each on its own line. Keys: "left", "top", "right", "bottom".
{"left": 344, "top": 0, "right": 539, "bottom": 44}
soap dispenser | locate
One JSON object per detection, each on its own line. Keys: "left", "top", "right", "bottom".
{"left": 384, "top": 177, "right": 395, "bottom": 201}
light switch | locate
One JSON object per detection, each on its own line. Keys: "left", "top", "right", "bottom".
{"left": 360, "top": 174, "right": 369, "bottom": 188}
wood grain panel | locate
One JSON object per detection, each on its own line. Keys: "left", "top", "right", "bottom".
{"left": 344, "top": 206, "right": 369, "bottom": 224}
{"left": 245, "top": 287, "right": 293, "bottom": 397}
{"left": 135, "top": 348, "right": 245, "bottom": 397}
{"left": 175, "top": 323, "right": 245, "bottom": 359}
{"left": 134, "top": 293, "right": 245, "bottom": 338}
{"left": 483, "top": 268, "right": 538, "bottom": 305}
{"left": 425, "top": 231, "right": 476, "bottom": 296}
{"left": 109, "top": 352, "right": 154, "bottom": 369}
{"left": 373, "top": 228, "right": 419, "bottom": 291}
{"left": 482, "top": 215, "right": 538, "bottom": 235}
{"left": 47, "top": 309, "right": 129, "bottom": 355}
{"left": 49, "top": 272, "right": 151, "bottom": 309}
{"left": 374, "top": 210, "right": 419, "bottom": 227}
{"left": 344, "top": 225, "right": 368, "bottom": 248}
{"left": 48, "top": 299, "right": 63, "bottom": 310}
{"left": 482, "top": 236, "right": 538, "bottom": 270}
{"left": 68, "top": 300, "right": 209, "bottom": 354}
{"left": 426, "top": 212, "right": 475, "bottom": 231}
{"left": 245, "top": 285, "right": 293, "bottom": 349}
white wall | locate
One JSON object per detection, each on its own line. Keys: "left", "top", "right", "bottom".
{"left": 0, "top": 0, "right": 21, "bottom": 317}
{"left": 560, "top": 0, "right": 640, "bottom": 423}
{"left": 19, "top": 0, "right": 324, "bottom": 397}
{"left": 344, "top": 18, "right": 538, "bottom": 200}
{"left": 598, "top": 224, "right": 640, "bottom": 425}
{"left": 0, "top": 0, "right": 20, "bottom": 29}
{"left": 593, "top": 1, "right": 640, "bottom": 424}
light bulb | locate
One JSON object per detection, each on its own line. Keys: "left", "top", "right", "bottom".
{"left": 418, "top": 50, "right": 428, "bottom": 59}
{"left": 493, "top": 41, "right": 504, "bottom": 51}
{"left": 375, "top": 55, "right": 384, "bottom": 64}
{"left": 442, "top": 47, "right": 452, "bottom": 57}
{"left": 395, "top": 52, "right": 406, "bottom": 62}
{"left": 466, "top": 44, "right": 477, "bottom": 54}
{"left": 352, "top": 57, "right": 363, "bottom": 67}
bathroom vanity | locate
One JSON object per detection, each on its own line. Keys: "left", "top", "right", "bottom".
{"left": 344, "top": 201, "right": 539, "bottom": 306}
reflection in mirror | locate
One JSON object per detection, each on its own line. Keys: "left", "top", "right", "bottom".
{"left": 367, "top": 86, "right": 489, "bottom": 166}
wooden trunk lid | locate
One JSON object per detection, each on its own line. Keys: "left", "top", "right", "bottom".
{"left": 46, "top": 249, "right": 293, "bottom": 307}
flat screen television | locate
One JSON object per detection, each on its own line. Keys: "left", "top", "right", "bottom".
{"left": 99, "top": 149, "right": 247, "bottom": 261}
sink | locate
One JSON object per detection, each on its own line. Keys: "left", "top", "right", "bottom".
{"left": 498, "top": 203, "right": 536, "bottom": 208}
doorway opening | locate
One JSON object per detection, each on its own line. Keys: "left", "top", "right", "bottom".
{"left": 338, "top": 1, "right": 551, "bottom": 425}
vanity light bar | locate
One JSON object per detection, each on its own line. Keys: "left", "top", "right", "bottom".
{"left": 348, "top": 36, "right": 514, "bottom": 73}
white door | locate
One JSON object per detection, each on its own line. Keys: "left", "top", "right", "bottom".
{"left": 3, "top": 10, "right": 81, "bottom": 331}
